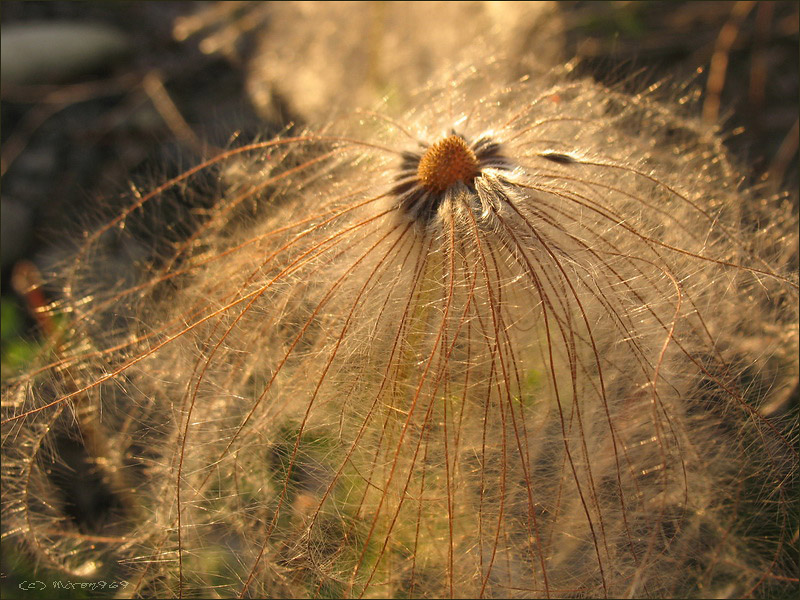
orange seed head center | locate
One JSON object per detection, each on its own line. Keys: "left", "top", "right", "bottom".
{"left": 417, "top": 135, "right": 479, "bottom": 193}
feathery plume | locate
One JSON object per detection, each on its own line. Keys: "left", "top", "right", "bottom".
{"left": 2, "top": 59, "right": 797, "bottom": 599}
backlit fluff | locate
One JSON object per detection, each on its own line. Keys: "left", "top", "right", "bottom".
{"left": 2, "top": 63, "right": 797, "bottom": 599}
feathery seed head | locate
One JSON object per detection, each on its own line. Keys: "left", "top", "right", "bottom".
{"left": 417, "top": 135, "right": 479, "bottom": 192}
{"left": 1, "top": 60, "right": 797, "bottom": 599}
{"left": 392, "top": 132, "right": 510, "bottom": 223}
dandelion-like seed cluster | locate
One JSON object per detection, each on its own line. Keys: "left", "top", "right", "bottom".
{"left": 1, "top": 62, "right": 797, "bottom": 599}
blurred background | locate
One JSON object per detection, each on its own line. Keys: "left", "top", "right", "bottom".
{"left": 1, "top": 2, "right": 798, "bottom": 597}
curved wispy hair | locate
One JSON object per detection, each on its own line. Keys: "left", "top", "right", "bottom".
{"left": 2, "top": 62, "right": 797, "bottom": 599}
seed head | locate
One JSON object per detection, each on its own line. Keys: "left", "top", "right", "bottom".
{"left": 1, "top": 62, "right": 797, "bottom": 600}
{"left": 416, "top": 135, "right": 479, "bottom": 192}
